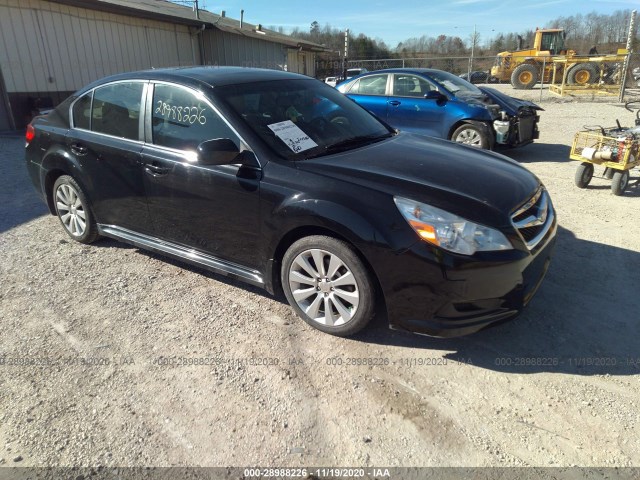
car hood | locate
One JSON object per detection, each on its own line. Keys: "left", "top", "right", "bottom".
{"left": 479, "top": 87, "right": 543, "bottom": 114}
{"left": 297, "top": 133, "right": 540, "bottom": 227}
{"left": 454, "top": 88, "right": 542, "bottom": 116}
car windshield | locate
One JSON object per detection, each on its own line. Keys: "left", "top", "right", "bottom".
{"left": 216, "top": 79, "right": 391, "bottom": 160}
{"left": 427, "top": 70, "right": 482, "bottom": 96}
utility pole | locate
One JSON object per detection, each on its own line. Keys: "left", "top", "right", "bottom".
{"left": 468, "top": 24, "right": 476, "bottom": 77}
{"left": 619, "top": 10, "right": 636, "bottom": 102}
{"left": 343, "top": 29, "right": 349, "bottom": 80}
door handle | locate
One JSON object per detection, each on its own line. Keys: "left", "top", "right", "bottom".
{"left": 388, "top": 100, "right": 401, "bottom": 106}
{"left": 70, "top": 143, "right": 88, "bottom": 156}
{"left": 144, "top": 163, "right": 170, "bottom": 176}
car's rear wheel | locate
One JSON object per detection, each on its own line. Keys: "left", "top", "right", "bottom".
{"left": 574, "top": 162, "right": 594, "bottom": 188}
{"left": 451, "top": 123, "right": 490, "bottom": 149}
{"left": 53, "top": 175, "right": 99, "bottom": 244}
{"left": 281, "top": 235, "right": 375, "bottom": 336}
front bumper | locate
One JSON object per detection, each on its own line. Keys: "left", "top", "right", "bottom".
{"left": 382, "top": 216, "right": 557, "bottom": 338}
{"left": 494, "top": 111, "right": 540, "bottom": 148}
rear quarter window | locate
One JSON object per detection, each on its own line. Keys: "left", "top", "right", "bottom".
{"left": 72, "top": 92, "right": 92, "bottom": 130}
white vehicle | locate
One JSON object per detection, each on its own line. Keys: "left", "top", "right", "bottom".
{"left": 325, "top": 76, "right": 339, "bottom": 87}
{"left": 346, "top": 68, "right": 368, "bottom": 79}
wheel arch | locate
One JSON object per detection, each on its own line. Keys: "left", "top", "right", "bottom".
{"left": 41, "top": 151, "right": 94, "bottom": 217}
{"left": 268, "top": 224, "right": 386, "bottom": 315}
{"left": 447, "top": 119, "right": 494, "bottom": 149}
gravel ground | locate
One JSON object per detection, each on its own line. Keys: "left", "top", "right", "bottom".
{"left": 1, "top": 86, "right": 640, "bottom": 470}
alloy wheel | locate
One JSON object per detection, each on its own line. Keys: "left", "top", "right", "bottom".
{"left": 454, "top": 128, "right": 483, "bottom": 146}
{"left": 56, "top": 184, "right": 87, "bottom": 237}
{"left": 288, "top": 248, "right": 359, "bottom": 326}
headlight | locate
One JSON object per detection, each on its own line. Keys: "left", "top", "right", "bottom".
{"left": 394, "top": 196, "right": 512, "bottom": 255}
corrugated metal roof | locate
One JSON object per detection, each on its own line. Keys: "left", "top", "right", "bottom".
{"left": 50, "top": 0, "right": 326, "bottom": 51}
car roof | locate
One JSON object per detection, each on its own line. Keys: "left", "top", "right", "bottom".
{"left": 355, "top": 68, "right": 447, "bottom": 76}
{"left": 77, "top": 66, "right": 311, "bottom": 94}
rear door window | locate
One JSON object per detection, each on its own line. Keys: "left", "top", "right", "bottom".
{"left": 348, "top": 74, "right": 388, "bottom": 95}
{"left": 91, "top": 82, "right": 144, "bottom": 141}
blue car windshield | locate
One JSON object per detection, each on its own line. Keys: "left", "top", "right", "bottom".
{"left": 216, "top": 79, "right": 391, "bottom": 160}
{"left": 427, "top": 70, "right": 483, "bottom": 96}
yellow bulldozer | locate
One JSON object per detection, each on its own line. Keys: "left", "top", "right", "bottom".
{"left": 491, "top": 28, "right": 601, "bottom": 89}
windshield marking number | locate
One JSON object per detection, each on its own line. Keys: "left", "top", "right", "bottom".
{"left": 155, "top": 101, "right": 207, "bottom": 125}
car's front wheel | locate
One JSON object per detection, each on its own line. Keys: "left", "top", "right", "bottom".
{"left": 281, "top": 235, "right": 375, "bottom": 336}
{"left": 451, "top": 123, "right": 490, "bottom": 149}
{"left": 53, "top": 175, "right": 99, "bottom": 244}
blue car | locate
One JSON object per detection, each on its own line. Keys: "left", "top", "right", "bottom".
{"left": 336, "top": 68, "right": 542, "bottom": 149}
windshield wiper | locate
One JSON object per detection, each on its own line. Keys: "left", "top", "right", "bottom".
{"left": 306, "top": 133, "right": 392, "bottom": 159}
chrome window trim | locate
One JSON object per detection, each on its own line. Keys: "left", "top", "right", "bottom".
{"left": 69, "top": 90, "right": 93, "bottom": 131}
{"left": 147, "top": 81, "right": 261, "bottom": 168}
{"left": 68, "top": 79, "right": 148, "bottom": 142}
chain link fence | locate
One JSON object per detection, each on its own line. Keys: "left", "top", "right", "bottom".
{"left": 318, "top": 53, "right": 640, "bottom": 101}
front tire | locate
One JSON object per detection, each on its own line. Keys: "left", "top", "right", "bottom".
{"left": 53, "top": 175, "right": 99, "bottom": 244}
{"left": 451, "top": 123, "right": 490, "bottom": 149}
{"left": 511, "top": 64, "right": 539, "bottom": 89}
{"left": 281, "top": 235, "right": 375, "bottom": 336}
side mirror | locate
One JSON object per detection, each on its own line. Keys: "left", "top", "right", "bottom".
{"left": 424, "top": 90, "right": 444, "bottom": 101}
{"left": 197, "top": 138, "right": 240, "bottom": 165}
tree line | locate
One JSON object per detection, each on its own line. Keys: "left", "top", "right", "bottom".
{"left": 272, "top": 9, "right": 638, "bottom": 78}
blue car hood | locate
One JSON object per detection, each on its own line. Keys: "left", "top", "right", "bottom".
{"left": 478, "top": 87, "right": 543, "bottom": 115}
{"left": 454, "top": 88, "right": 542, "bottom": 116}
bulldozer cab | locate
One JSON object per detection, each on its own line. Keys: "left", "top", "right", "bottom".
{"left": 535, "top": 29, "right": 566, "bottom": 55}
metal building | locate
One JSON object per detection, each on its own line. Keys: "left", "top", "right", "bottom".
{"left": 0, "top": 0, "right": 324, "bottom": 130}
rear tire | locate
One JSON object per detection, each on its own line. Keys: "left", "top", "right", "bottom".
{"left": 603, "top": 167, "right": 614, "bottom": 179}
{"left": 611, "top": 170, "right": 629, "bottom": 196}
{"left": 574, "top": 162, "right": 594, "bottom": 188}
{"left": 511, "top": 64, "right": 539, "bottom": 89}
{"left": 281, "top": 235, "right": 375, "bottom": 336}
{"left": 53, "top": 175, "right": 100, "bottom": 244}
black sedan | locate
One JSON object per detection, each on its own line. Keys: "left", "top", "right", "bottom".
{"left": 25, "top": 67, "right": 556, "bottom": 337}
{"left": 459, "top": 70, "right": 493, "bottom": 84}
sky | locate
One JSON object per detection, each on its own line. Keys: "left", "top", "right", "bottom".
{"left": 203, "top": 0, "right": 639, "bottom": 47}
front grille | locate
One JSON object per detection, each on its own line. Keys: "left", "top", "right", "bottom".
{"left": 511, "top": 188, "right": 554, "bottom": 250}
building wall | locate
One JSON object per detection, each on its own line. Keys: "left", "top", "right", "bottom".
{"left": 0, "top": 0, "right": 318, "bottom": 129}
{"left": 203, "top": 29, "right": 287, "bottom": 71}
{"left": 287, "top": 49, "right": 315, "bottom": 76}
{"left": 0, "top": 0, "right": 197, "bottom": 127}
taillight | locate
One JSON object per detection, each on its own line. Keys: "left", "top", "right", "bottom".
{"left": 25, "top": 124, "right": 35, "bottom": 145}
